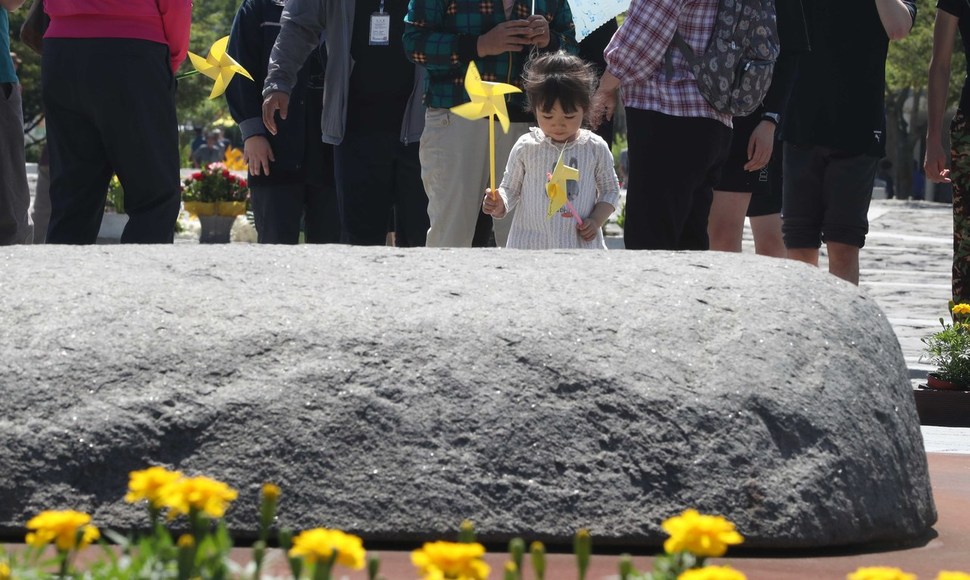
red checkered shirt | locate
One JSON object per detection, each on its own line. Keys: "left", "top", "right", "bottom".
{"left": 604, "top": 0, "right": 732, "bottom": 127}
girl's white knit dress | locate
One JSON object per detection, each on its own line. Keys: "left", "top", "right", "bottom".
{"left": 498, "top": 128, "right": 620, "bottom": 249}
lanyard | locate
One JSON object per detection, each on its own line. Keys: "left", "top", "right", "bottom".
{"left": 379, "top": 0, "right": 385, "bottom": 13}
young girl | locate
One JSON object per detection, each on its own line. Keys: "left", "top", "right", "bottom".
{"left": 482, "top": 52, "right": 620, "bottom": 249}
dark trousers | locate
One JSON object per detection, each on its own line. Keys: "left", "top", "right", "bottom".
{"left": 250, "top": 183, "right": 341, "bottom": 244}
{"left": 624, "top": 108, "right": 732, "bottom": 250}
{"left": 43, "top": 38, "right": 180, "bottom": 244}
{"left": 333, "top": 131, "right": 429, "bottom": 247}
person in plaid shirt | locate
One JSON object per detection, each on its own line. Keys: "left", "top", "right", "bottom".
{"left": 592, "top": 0, "right": 733, "bottom": 251}
{"left": 404, "top": 0, "right": 577, "bottom": 248}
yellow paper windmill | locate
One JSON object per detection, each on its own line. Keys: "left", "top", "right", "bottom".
{"left": 188, "top": 36, "right": 253, "bottom": 99}
{"left": 546, "top": 148, "right": 580, "bottom": 221}
{"left": 451, "top": 61, "right": 522, "bottom": 199}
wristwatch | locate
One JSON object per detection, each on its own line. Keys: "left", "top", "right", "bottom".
{"left": 761, "top": 112, "right": 781, "bottom": 126}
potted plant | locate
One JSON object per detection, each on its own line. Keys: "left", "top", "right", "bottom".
{"left": 181, "top": 162, "right": 249, "bottom": 243}
{"left": 99, "top": 175, "right": 128, "bottom": 242}
{"left": 921, "top": 303, "right": 970, "bottom": 390}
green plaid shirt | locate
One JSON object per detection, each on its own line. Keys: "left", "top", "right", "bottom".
{"left": 404, "top": 0, "right": 577, "bottom": 113}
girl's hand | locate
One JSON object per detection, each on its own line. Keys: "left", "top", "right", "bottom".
{"left": 483, "top": 188, "right": 507, "bottom": 218}
{"left": 577, "top": 216, "right": 601, "bottom": 241}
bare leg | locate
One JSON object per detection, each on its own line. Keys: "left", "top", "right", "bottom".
{"left": 749, "top": 212, "right": 785, "bottom": 258}
{"left": 788, "top": 247, "right": 820, "bottom": 267}
{"left": 826, "top": 241, "right": 861, "bottom": 285}
{"left": 708, "top": 190, "right": 751, "bottom": 252}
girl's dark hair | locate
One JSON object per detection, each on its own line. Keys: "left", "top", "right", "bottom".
{"left": 521, "top": 52, "right": 598, "bottom": 118}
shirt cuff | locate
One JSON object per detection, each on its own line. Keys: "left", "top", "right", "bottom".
{"left": 239, "top": 117, "right": 268, "bottom": 141}
{"left": 262, "top": 81, "right": 292, "bottom": 99}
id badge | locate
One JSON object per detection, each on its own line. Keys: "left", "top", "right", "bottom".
{"left": 369, "top": 12, "right": 391, "bottom": 45}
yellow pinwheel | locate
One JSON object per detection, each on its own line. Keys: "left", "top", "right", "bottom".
{"left": 451, "top": 61, "right": 522, "bottom": 199}
{"left": 187, "top": 36, "right": 253, "bottom": 99}
{"left": 546, "top": 148, "right": 580, "bottom": 222}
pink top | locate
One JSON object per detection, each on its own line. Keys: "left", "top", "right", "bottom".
{"left": 44, "top": 0, "right": 192, "bottom": 72}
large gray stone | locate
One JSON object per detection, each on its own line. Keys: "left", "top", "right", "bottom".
{"left": 0, "top": 246, "right": 935, "bottom": 548}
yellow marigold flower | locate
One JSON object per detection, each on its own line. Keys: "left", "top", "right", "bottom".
{"left": 847, "top": 566, "right": 917, "bottom": 580}
{"left": 25, "top": 510, "right": 100, "bottom": 552}
{"left": 262, "top": 483, "right": 281, "bottom": 502}
{"left": 125, "top": 466, "right": 183, "bottom": 508}
{"left": 678, "top": 565, "right": 747, "bottom": 580}
{"left": 938, "top": 573, "right": 970, "bottom": 580}
{"left": 952, "top": 303, "right": 970, "bottom": 316}
{"left": 288, "top": 528, "right": 366, "bottom": 570}
{"left": 411, "top": 541, "right": 490, "bottom": 580}
{"left": 177, "top": 534, "right": 195, "bottom": 548}
{"left": 159, "top": 475, "right": 238, "bottom": 519}
{"left": 662, "top": 509, "right": 744, "bottom": 558}
{"left": 0, "top": 561, "right": 10, "bottom": 580}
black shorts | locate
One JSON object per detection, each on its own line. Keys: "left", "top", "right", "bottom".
{"left": 715, "top": 110, "right": 771, "bottom": 197}
{"left": 781, "top": 143, "right": 879, "bottom": 249}
{"left": 747, "top": 144, "right": 783, "bottom": 217}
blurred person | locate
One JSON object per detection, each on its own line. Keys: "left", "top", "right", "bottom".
{"left": 191, "top": 130, "right": 226, "bottom": 167}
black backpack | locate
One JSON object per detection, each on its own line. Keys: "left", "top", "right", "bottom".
{"left": 665, "top": 0, "right": 780, "bottom": 116}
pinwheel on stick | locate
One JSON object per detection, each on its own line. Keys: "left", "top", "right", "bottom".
{"left": 177, "top": 36, "right": 253, "bottom": 99}
{"left": 450, "top": 61, "right": 522, "bottom": 200}
{"left": 546, "top": 147, "right": 582, "bottom": 225}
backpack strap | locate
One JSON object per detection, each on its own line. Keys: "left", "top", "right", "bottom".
{"left": 663, "top": 31, "right": 700, "bottom": 80}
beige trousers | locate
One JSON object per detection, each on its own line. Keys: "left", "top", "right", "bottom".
{"left": 419, "top": 108, "right": 528, "bottom": 247}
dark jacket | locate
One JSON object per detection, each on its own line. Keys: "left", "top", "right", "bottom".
{"left": 226, "top": 0, "right": 328, "bottom": 185}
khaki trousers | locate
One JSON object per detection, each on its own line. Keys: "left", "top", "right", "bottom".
{"left": 419, "top": 108, "right": 528, "bottom": 247}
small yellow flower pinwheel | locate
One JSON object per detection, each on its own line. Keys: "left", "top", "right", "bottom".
{"left": 188, "top": 36, "right": 253, "bottom": 99}
{"left": 451, "top": 61, "right": 521, "bottom": 133}
{"left": 546, "top": 148, "right": 580, "bottom": 219}
{"left": 451, "top": 61, "right": 522, "bottom": 199}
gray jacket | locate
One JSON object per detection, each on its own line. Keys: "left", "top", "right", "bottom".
{"left": 263, "top": 0, "right": 426, "bottom": 146}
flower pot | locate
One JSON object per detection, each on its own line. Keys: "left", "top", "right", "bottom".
{"left": 198, "top": 215, "right": 236, "bottom": 244}
{"left": 927, "top": 372, "right": 964, "bottom": 391}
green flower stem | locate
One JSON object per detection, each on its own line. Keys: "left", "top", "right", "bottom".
{"left": 509, "top": 537, "right": 525, "bottom": 579}
{"left": 57, "top": 549, "right": 70, "bottom": 579}
{"left": 619, "top": 553, "right": 634, "bottom": 580}
{"left": 251, "top": 540, "right": 266, "bottom": 580}
{"left": 311, "top": 551, "right": 337, "bottom": 580}
{"left": 367, "top": 554, "right": 381, "bottom": 580}
{"left": 458, "top": 520, "right": 476, "bottom": 543}
{"left": 279, "top": 529, "right": 303, "bottom": 580}
{"left": 574, "top": 529, "right": 591, "bottom": 580}
{"left": 530, "top": 541, "right": 546, "bottom": 580}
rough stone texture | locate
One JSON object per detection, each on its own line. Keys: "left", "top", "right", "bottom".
{"left": 0, "top": 246, "right": 936, "bottom": 549}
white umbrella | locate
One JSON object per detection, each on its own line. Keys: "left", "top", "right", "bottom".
{"left": 567, "top": 0, "right": 630, "bottom": 42}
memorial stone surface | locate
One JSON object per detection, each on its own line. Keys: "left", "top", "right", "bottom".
{"left": 0, "top": 246, "right": 936, "bottom": 548}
